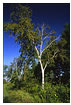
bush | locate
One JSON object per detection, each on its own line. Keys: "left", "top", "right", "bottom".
{"left": 3, "top": 83, "right": 11, "bottom": 103}
{"left": 3, "top": 82, "right": 70, "bottom": 103}
{"left": 33, "top": 95, "right": 41, "bottom": 103}
{"left": 37, "top": 82, "right": 70, "bottom": 103}
{"left": 3, "top": 79, "right": 7, "bottom": 84}
{"left": 6, "top": 82, "right": 15, "bottom": 90}
{"left": 7, "top": 89, "right": 34, "bottom": 103}
{"left": 54, "top": 84, "right": 70, "bottom": 103}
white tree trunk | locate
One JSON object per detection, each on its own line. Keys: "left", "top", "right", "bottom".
{"left": 42, "top": 68, "right": 44, "bottom": 90}
{"left": 39, "top": 59, "right": 45, "bottom": 90}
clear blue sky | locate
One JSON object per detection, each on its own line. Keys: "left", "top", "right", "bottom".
{"left": 3, "top": 3, "right": 70, "bottom": 66}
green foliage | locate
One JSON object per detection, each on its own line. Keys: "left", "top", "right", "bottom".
{"left": 5, "top": 82, "right": 14, "bottom": 90}
{"left": 54, "top": 84, "right": 70, "bottom": 103}
{"left": 33, "top": 82, "right": 69, "bottom": 103}
{"left": 3, "top": 84, "right": 9, "bottom": 97}
{"left": 3, "top": 81, "right": 70, "bottom": 103}
{"left": 3, "top": 83, "right": 11, "bottom": 103}
{"left": 4, "top": 4, "right": 40, "bottom": 65}
{"left": 37, "top": 83, "right": 60, "bottom": 103}
{"left": 8, "top": 90, "right": 34, "bottom": 103}
{"left": 20, "top": 82, "right": 70, "bottom": 103}
{"left": 3, "top": 65, "right": 8, "bottom": 78}
{"left": 10, "top": 70, "right": 20, "bottom": 89}
{"left": 20, "top": 73, "right": 39, "bottom": 93}
{"left": 3, "top": 79, "right": 7, "bottom": 84}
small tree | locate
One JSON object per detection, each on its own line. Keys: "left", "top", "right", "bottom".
{"left": 4, "top": 4, "right": 60, "bottom": 89}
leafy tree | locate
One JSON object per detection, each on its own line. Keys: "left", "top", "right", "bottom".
{"left": 4, "top": 4, "right": 60, "bottom": 89}
{"left": 56, "top": 24, "right": 70, "bottom": 84}
{"left": 44, "top": 24, "right": 70, "bottom": 85}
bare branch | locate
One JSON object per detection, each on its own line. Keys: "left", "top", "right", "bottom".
{"left": 35, "top": 46, "right": 40, "bottom": 57}
{"left": 41, "top": 36, "right": 60, "bottom": 56}
{"left": 40, "top": 28, "right": 43, "bottom": 56}
{"left": 43, "top": 31, "right": 56, "bottom": 41}
{"left": 43, "top": 35, "right": 49, "bottom": 41}
{"left": 44, "top": 50, "right": 59, "bottom": 71}
{"left": 44, "top": 59, "right": 49, "bottom": 71}
{"left": 33, "top": 42, "right": 39, "bottom": 56}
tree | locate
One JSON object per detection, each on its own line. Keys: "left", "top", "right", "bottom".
{"left": 4, "top": 4, "right": 60, "bottom": 89}
{"left": 55, "top": 24, "right": 70, "bottom": 84}
{"left": 44, "top": 24, "right": 70, "bottom": 85}
{"left": 7, "top": 57, "right": 23, "bottom": 81}
{"left": 61, "top": 24, "right": 70, "bottom": 84}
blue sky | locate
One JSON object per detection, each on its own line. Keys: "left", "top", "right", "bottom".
{"left": 3, "top": 31, "right": 20, "bottom": 65}
{"left": 3, "top": 3, "right": 70, "bottom": 66}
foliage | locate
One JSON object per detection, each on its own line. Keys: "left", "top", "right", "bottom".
{"left": 8, "top": 90, "right": 34, "bottom": 103}
{"left": 3, "top": 79, "right": 7, "bottom": 84}
{"left": 3, "top": 84, "right": 9, "bottom": 97}
{"left": 3, "top": 65, "right": 8, "bottom": 78}
{"left": 4, "top": 89, "right": 34, "bottom": 103}
{"left": 3, "top": 83, "right": 10, "bottom": 103}
{"left": 3, "top": 82, "right": 70, "bottom": 103}
{"left": 4, "top": 4, "right": 37, "bottom": 65}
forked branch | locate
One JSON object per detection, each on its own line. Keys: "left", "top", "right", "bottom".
{"left": 41, "top": 36, "right": 60, "bottom": 56}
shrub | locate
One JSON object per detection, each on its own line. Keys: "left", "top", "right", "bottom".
{"left": 36, "top": 82, "right": 70, "bottom": 103}
{"left": 3, "top": 82, "right": 70, "bottom": 103}
{"left": 54, "top": 84, "right": 70, "bottom": 103}
{"left": 33, "top": 95, "right": 41, "bottom": 103}
{"left": 6, "top": 82, "right": 14, "bottom": 90}
{"left": 3, "top": 83, "right": 11, "bottom": 103}
{"left": 8, "top": 89, "right": 34, "bottom": 103}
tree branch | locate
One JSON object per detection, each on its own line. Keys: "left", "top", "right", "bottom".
{"left": 41, "top": 36, "right": 60, "bottom": 56}
{"left": 44, "top": 50, "right": 59, "bottom": 71}
{"left": 43, "top": 31, "right": 56, "bottom": 41}
{"left": 40, "top": 28, "right": 43, "bottom": 56}
{"left": 43, "top": 35, "right": 49, "bottom": 41}
{"left": 35, "top": 46, "right": 40, "bottom": 57}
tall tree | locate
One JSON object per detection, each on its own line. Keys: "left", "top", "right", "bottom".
{"left": 55, "top": 24, "right": 70, "bottom": 84}
{"left": 4, "top": 4, "right": 60, "bottom": 89}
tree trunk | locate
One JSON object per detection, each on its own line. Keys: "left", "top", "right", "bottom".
{"left": 39, "top": 59, "right": 45, "bottom": 89}
{"left": 42, "top": 69, "right": 44, "bottom": 90}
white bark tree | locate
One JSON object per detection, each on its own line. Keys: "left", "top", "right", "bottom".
{"left": 33, "top": 25, "right": 60, "bottom": 89}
